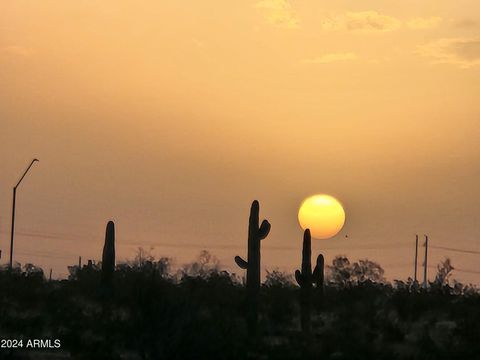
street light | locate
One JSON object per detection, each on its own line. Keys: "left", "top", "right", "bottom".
{"left": 9, "top": 158, "right": 39, "bottom": 270}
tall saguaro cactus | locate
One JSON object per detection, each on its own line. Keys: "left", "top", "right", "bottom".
{"left": 101, "top": 221, "right": 115, "bottom": 288}
{"left": 295, "top": 229, "right": 324, "bottom": 334}
{"left": 235, "top": 200, "right": 271, "bottom": 335}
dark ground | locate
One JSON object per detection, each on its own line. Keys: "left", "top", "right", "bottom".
{"left": 0, "top": 255, "right": 479, "bottom": 360}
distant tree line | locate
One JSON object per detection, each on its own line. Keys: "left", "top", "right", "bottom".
{"left": 0, "top": 248, "right": 478, "bottom": 360}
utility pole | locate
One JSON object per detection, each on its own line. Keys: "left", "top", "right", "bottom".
{"left": 423, "top": 234, "right": 429, "bottom": 288}
{"left": 10, "top": 159, "right": 39, "bottom": 269}
{"left": 414, "top": 234, "right": 418, "bottom": 282}
{"left": 78, "top": 256, "right": 82, "bottom": 268}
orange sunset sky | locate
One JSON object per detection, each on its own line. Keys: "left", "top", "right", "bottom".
{"left": 1, "top": 1, "right": 479, "bottom": 282}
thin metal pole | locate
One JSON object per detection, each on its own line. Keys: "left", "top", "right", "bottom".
{"left": 9, "top": 187, "right": 17, "bottom": 270}
{"left": 79, "top": 256, "right": 82, "bottom": 268}
{"left": 414, "top": 234, "right": 418, "bottom": 282}
{"left": 15, "top": 159, "right": 39, "bottom": 189}
{"left": 9, "top": 159, "right": 39, "bottom": 270}
{"left": 423, "top": 235, "right": 429, "bottom": 288}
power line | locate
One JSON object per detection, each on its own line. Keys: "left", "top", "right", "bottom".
{"left": 4, "top": 231, "right": 414, "bottom": 251}
{"left": 3, "top": 228, "right": 480, "bottom": 255}
{"left": 8, "top": 228, "right": 480, "bottom": 255}
{"left": 15, "top": 250, "right": 76, "bottom": 260}
{"left": 11, "top": 248, "right": 480, "bottom": 275}
{"left": 430, "top": 245, "right": 480, "bottom": 255}
{"left": 2, "top": 229, "right": 413, "bottom": 252}
{"left": 453, "top": 267, "right": 480, "bottom": 275}
{"left": 3, "top": 229, "right": 480, "bottom": 278}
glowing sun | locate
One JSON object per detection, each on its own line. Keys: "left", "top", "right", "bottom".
{"left": 298, "top": 194, "right": 345, "bottom": 240}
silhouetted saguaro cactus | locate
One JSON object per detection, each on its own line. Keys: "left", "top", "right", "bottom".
{"left": 235, "top": 200, "right": 271, "bottom": 335}
{"left": 101, "top": 221, "right": 115, "bottom": 288}
{"left": 314, "top": 252, "right": 325, "bottom": 293}
{"left": 295, "top": 229, "right": 324, "bottom": 334}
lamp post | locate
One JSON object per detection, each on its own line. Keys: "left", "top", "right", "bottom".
{"left": 9, "top": 158, "right": 39, "bottom": 270}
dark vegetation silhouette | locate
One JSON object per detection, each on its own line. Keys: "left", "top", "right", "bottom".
{"left": 234, "top": 200, "right": 271, "bottom": 337}
{"left": 294, "top": 229, "right": 324, "bottom": 336}
{"left": 101, "top": 221, "right": 115, "bottom": 290}
{"left": 1, "top": 254, "right": 480, "bottom": 359}
{"left": 1, "top": 202, "right": 480, "bottom": 359}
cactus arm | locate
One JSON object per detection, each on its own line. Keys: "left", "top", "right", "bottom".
{"left": 258, "top": 220, "right": 271, "bottom": 240}
{"left": 295, "top": 270, "right": 304, "bottom": 286}
{"left": 313, "top": 254, "right": 325, "bottom": 288}
{"left": 235, "top": 256, "right": 248, "bottom": 269}
{"left": 312, "top": 266, "right": 319, "bottom": 284}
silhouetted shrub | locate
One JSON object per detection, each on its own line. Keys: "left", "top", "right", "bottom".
{"left": 1, "top": 257, "right": 480, "bottom": 359}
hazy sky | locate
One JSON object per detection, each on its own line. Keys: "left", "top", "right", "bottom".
{"left": 1, "top": 0, "right": 479, "bottom": 282}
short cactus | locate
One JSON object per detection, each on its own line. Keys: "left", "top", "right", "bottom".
{"left": 295, "top": 229, "right": 324, "bottom": 334}
{"left": 101, "top": 221, "right": 115, "bottom": 288}
{"left": 235, "top": 200, "right": 271, "bottom": 335}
